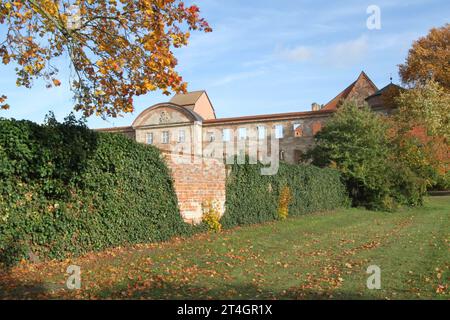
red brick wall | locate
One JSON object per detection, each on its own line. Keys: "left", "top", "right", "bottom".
{"left": 162, "top": 152, "right": 227, "bottom": 224}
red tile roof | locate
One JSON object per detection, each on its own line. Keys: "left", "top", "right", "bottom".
{"left": 95, "top": 126, "right": 133, "bottom": 132}
{"left": 202, "top": 109, "right": 334, "bottom": 125}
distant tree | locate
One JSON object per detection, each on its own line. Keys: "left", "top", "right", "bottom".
{"left": 0, "top": 0, "right": 211, "bottom": 116}
{"left": 399, "top": 24, "right": 450, "bottom": 90}
{"left": 395, "top": 80, "right": 450, "bottom": 140}
{"left": 392, "top": 80, "right": 450, "bottom": 191}
{"left": 308, "top": 99, "right": 436, "bottom": 209}
{"left": 387, "top": 125, "right": 437, "bottom": 205}
{"left": 308, "top": 101, "right": 394, "bottom": 210}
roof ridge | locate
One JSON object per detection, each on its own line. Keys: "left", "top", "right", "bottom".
{"left": 365, "top": 82, "right": 404, "bottom": 100}
{"left": 186, "top": 90, "right": 206, "bottom": 93}
{"left": 321, "top": 71, "right": 378, "bottom": 111}
{"left": 358, "top": 71, "right": 378, "bottom": 91}
{"left": 169, "top": 90, "right": 206, "bottom": 105}
{"left": 321, "top": 79, "right": 357, "bottom": 110}
{"left": 203, "top": 109, "right": 334, "bottom": 124}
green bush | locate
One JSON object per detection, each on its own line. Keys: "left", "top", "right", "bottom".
{"left": 308, "top": 101, "right": 395, "bottom": 210}
{"left": 221, "top": 160, "right": 348, "bottom": 228}
{"left": 308, "top": 100, "right": 432, "bottom": 210}
{"left": 429, "top": 171, "right": 450, "bottom": 191}
{"left": 0, "top": 115, "right": 188, "bottom": 267}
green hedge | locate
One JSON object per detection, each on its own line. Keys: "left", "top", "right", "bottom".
{"left": 0, "top": 115, "right": 188, "bottom": 267}
{"left": 221, "top": 161, "right": 348, "bottom": 228}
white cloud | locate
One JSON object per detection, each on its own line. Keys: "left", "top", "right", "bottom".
{"left": 277, "top": 35, "right": 369, "bottom": 67}
{"left": 212, "top": 70, "right": 265, "bottom": 86}
{"left": 327, "top": 35, "right": 369, "bottom": 66}
{"left": 277, "top": 46, "right": 313, "bottom": 62}
{"left": 242, "top": 56, "right": 273, "bottom": 68}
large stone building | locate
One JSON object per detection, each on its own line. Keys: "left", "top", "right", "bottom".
{"left": 97, "top": 71, "right": 400, "bottom": 164}
{"left": 96, "top": 71, "right": 401, "bottom": 222}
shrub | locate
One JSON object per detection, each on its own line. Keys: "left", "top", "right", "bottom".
{"left": 308, "top": 101, "right": 394, "bottom": 210}
{"left": 430, "top": 171, "right": 450, "bottom": 191}
{"left": 277, "top": 186, "right": 292, "bottom": 220}
{"left": 221, "top": 160, "right": 348, "bottom": 228}
{"left": 0, "top": 115, "right": 188, "bottom": 267}
{"left": 392, "top": 81, "right": 449, "bottom": 194}
{"left": 308, "top": 100, "right": 433, "bottom": 210}
{"left": 201, "top": 200, "right": 222, "bottom": 233}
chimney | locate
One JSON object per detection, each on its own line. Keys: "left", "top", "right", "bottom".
{"left": 311, "top": 102, "right": 321, "bottom": 111}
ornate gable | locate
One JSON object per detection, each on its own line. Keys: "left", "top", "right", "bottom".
{"left": 132, "top": 103, "right": 202, "bottom": 128}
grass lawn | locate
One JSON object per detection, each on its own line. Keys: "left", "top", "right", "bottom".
{"left": 0, "top": 196, "right": 448, "bottom": 300}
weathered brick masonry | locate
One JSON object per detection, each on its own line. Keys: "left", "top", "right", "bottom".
{"left": 163, "top": 152, "right": 227, "bottom": 224}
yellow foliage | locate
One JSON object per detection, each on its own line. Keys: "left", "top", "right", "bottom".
{"left": 277, "top": 186, "right": 292, "bottom": 220}
{"left": 399, "top": 24, "right": 450, "bottom": 90}
{"left": 0, "top": 0, "right": 212, "bottom": 117}
{"left": 202, "top": 200, "right": 222, "bottom": 233}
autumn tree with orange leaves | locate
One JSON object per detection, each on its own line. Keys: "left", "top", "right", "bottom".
{"left": 396, "top": 24, "right": 450, "bottom": 190}
{"left": 0, "top": 0, "right": 211, "bottom": 117}
{"left": 399, "top": 23, "right": 449, "bottom": 90}
{"left": 391, "top": 80, "right": 450, "bottom": 190}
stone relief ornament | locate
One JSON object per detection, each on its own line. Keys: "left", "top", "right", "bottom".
{"left": 159, "top": 111, "right": 170, "bottom": 124}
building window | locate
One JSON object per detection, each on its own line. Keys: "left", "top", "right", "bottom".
{"left": 293, "top": 123, "right": 302, "bottom": 137}
{"left": 257, "top": 126, "right": 266, "bottom": 140}
{"left": 222, "top": 129, "right": 231, "bottom": 142}
{"left": 146, "top": 133, "right": 153, "bottom": 145}
{"left": 238, "top": 127, "right": 247, "bottom": 140}
{"left": 162, "top": 131, "right": 169, "bottom": 144}
{"left": 275, "top": 125, "right": 284, "bottom": 139}
{"left": 207, "top": 131, "right": 215, "bottom": 142}
{"left": 178, "top": 130, "right": 185, "bottom": 143}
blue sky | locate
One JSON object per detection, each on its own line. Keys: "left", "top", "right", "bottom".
{"left": 1, "top": 0, "right": 449, "bottom": 128}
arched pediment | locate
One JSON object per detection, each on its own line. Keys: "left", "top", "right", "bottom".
{"left": 132, "top": 103, "right": 203, "bottom": 128}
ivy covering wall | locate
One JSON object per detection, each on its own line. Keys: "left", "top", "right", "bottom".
{"left": 222, "top": 161, "right": 349, "bottom": 228}
{"left": 0, "top": 116, "right": 349, "bottom": 267}
{"left": 0, "top": 116, "right": 188, "bottom": 266}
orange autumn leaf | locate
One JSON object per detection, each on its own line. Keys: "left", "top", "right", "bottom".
{"left": 0, "top": 0, "right": 212, "bottom": 117}
{"left": 399, "top": 24, "right": 450, "bottom": 90}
